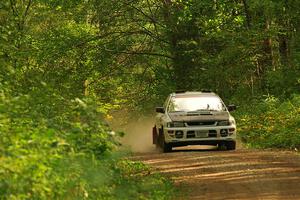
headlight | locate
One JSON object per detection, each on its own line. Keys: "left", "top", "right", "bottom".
{"left": 167, "top": 122, "right": 185, "bottom": 127}
{"left": 217, "top": 120, "right": 231, "bottom": 126}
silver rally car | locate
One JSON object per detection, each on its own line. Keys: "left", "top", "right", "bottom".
{"left": 152, "top": 91, "right": 237, "bottom": 152}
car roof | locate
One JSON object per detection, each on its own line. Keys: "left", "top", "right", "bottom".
{"left": 170, "top": 91, "right": 219, "bottom": 98}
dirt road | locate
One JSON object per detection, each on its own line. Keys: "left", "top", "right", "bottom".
{"left": 132, "top": 146, "right": 300, "bottom": 200}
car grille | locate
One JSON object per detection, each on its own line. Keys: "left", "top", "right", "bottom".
{"left": 186, "top": 130, "right": 217, "bottom": 138}
{"left": 186, "top": 121, "right": 216, "bottom": 126}
{"left": 186, "top": 131, "right": 195, "bottom": 138}
{"left": 208, "top": 130, "right": 217, "bottom": 137}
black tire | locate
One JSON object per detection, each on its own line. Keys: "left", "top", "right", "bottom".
{"left": 162, "top": 142, "right": 172, "bottom": 153}
{"left": 156, "top": 128, "right": 163, "bottom": 149}
{"left": 154, "top": 127, "right": 160, "bottom": 149}
{"left": 225, "top": 141, "right": 236, "bottom": 150}
{"left": 158, "top": 128, "right": 172, "bottom": 153}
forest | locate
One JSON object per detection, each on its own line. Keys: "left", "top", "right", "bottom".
{"left": 1, "top": 0, "right": 300, "bottom": 199}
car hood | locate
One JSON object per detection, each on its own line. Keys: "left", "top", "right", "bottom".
{"left": 168, "top": 111, "right": 230, "bottom": 122}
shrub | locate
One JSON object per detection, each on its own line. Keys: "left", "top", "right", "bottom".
{"left": 237, "top": 94, "right": 300, "bottom": 149}
{"left": 0, "top": 91, "right": 174, "bottom": 199}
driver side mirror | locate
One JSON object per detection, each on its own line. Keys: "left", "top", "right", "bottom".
{"left": 156, "top": 107, "right": 165, "bottom": 113}
{"left": 227, "top": 104, "right": 237, "bottom": 112}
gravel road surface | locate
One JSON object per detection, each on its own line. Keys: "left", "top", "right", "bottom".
{"left": 132, "top": 146, "right": 300, "bottom": 200}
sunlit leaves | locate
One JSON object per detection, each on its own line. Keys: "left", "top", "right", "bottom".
{"left": 237, "top": 94, "right": 300, "bottom": 149}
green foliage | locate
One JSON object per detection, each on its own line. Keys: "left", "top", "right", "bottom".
{"left": 0, "top": 1, "right": 178, "bottom": 196}
{"left": 0, "top": 92, "right": 107, "bottom": 198}
{"left": 2, "top": 0, "right": 300, "bottom": 198}
{"left": 237, "top": 95, "right": 300, "bottom": 149}
{"left": 0, "top": 92, "right": 174, "bottom": 199}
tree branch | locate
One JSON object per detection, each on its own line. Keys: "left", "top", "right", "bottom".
{"left": 23, "top": 0, "right": 32, "bottom": 19}
{"left": 103, "top": 48, "right": 173, "bottom": 59}
{"left": 75, "top": 30, "right": 146, "bottom": 47}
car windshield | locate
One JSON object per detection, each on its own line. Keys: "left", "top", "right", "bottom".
{"left": 168, "top": 96, "right": 226, "bottom": 112}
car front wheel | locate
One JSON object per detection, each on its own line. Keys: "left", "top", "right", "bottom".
{"left": 158, "top": 128, "right": 172, "bottom": 153}
{"left": 225, "top": 141, "right": 236, "bottom": 150}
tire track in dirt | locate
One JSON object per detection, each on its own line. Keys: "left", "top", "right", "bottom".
{"left": 132, "top": 146, "right": 300, "bottom": 200}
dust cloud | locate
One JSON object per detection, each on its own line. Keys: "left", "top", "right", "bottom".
{"left": 117, "top": 116, "right": 158, "bottom": 153}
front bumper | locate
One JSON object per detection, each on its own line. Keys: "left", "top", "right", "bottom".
{"left": 163, "top": 125, "right": 236, "bottom": 145}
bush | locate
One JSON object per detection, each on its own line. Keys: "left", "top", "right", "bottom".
{"left": 0, "top": 91, "right": 174, "bottom": 199}
{"left": 237, "top": 94, "right": 300, "bottom": 149}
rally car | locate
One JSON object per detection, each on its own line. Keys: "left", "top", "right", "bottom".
{"left": 153, "top": 91, "right": 237, "bottom": 152}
